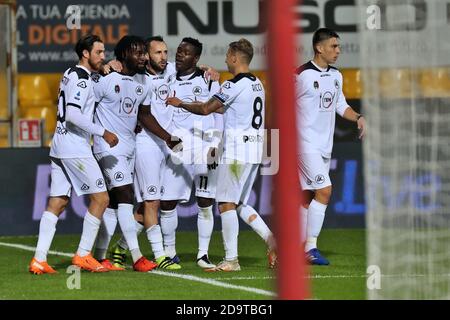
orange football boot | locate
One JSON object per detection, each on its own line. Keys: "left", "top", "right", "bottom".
{"left": 99, "top": 259, "right": 125, "bottom": 271}
{"left": 29, "top": 258, "right": 57, "bottom": 275}
{"left": 72, "top": 253, "right": 109, "bottom": 272}
{"left": 133, "top": 256, "right": 158, "bottom": 272}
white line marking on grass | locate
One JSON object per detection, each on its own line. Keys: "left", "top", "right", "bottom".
{"left": 151, "top": 270, "right": 275, "bottom": 297}
{"left": 0, "top": 241, "right": 275, "bottom": 297}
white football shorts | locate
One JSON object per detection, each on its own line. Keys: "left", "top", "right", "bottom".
{"left": 298, "top": 153, "right": 332, "bottom": 190}
{"left": 94, "top": 152, "right": 135, "bottom": 190}
{"left": 49, "top": 156, "right": 107, "bottom": 197}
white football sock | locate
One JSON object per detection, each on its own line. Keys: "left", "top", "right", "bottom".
{"left": 300, "top": 205, "right": 308, "bottom": 243}
{"left": 117, "top": 220, "right": 144, "bottom": 250}
{"left": 305, "top": 199, "right": 327, "bottom": 252}
{"left": 221, "top": 210, "right": 239, "bottom": 261}
{"left": 94, "top": 208, "right": 117, "bottom": 260}
{"left": 160, "top": 208, "right": 178, "bottom": 258}
{"left": 77, "top": 211, "right": 101, "bottom": 257}
{"left": 197, "top": 205, "right": 214, "bottom": 259}
{"left": 237, "top": 205, "right": 274, "bottom": 248}
{"left": 117, "top": 203, "right": 142, "bottom": 263}
{"left": 146, "top": 225, "right": 165, "bottom": 259}
{"left": 34, "top": 211, "right": 59, "bottom": 262}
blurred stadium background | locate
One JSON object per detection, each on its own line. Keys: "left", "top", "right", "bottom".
{"left": 1, "top": 0, "right": 449, "bottom": 300}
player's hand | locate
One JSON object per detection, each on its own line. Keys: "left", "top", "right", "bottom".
{"left": 200, "top": 64, "right": 220, "bottom": 82}
{"left": 207, "top": 147, "right": 219, "bottom": 170}
{"left": 101, "top": 64, "right": 112, "bottom": 75}
{"left": 166, "top": 96, "right": 183, "bottom": 108}
{"left": 134, "top": 124, "right": 142, "bottom": 134}
{"left": 357, "top": 116, "right": 366, "bottom": 139}
{"left": 166, "top": 136, "right": 183, "bottom": 152}
{"left": 103, "top": 130, "right": 119, "bottom": 147}
{"left": 107, "top": 59, "right": 122, "bottom": 72}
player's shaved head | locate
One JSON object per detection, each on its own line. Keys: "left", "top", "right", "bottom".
{"left": 228, "top": 38, "right": 254, "bottom": 65}
{"left": 181, "top": 37, "right": 203, "bottom": 57}
{"left": 313, "top": 28, "right": 340, "bottom": 54}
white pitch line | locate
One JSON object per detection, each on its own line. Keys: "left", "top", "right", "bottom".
{"left": 0, "top": 241, "right": 275, "bottom": 297}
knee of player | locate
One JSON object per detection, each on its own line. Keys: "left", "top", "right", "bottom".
{"left": 197, "top": 197, "right": 213, "bottom": 208}
{"left": 91, "top": 192, "right": 110, "bottom": 209}
{"left": 315, "top": 186, "right": 332, "bottom": 203}
{"left": 47, "top": 196, "right": 69, "bottom": 215}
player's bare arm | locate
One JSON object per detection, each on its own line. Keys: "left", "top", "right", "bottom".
{"left": 166, "top": 96, "right": 223, "bottom": 116}
{"left": 342, "top": 106, "right": 366, "bottom": 139}
{"left": 137, "top": 104, "right": 182, "bottom": 150}
{"left": 199, "top": 64, "right": 220, "bottom": 81}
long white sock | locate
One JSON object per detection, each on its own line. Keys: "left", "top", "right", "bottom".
{"left": 160, "top": 208, "right": 178, "bottom": 258}
{"left": 117, "top": 203, "right": 142, "bottom": 263}
{"left": 34, "top": 211, "right": 59, "bottom": 262}
{"left": 94, "top": 208, "right": 117, "bottom": 260}
{"left": 146, "top": 225, "right": 165, "bottom": 259}
{"left": 77, "top": 211, "right": 101, "bottom": 257}
{"left": 197, "top": 205, "right": 214, "bottom": 259}
{"left": 237, "top": 205, "right": 274, "bottom": 248}
{"left": 300, "top": 205, "right": 308, "bottom": 243}
{"left": 305, "top": 199, "right": 327, "bottom": 252}
{"left": 117, "top": 220, "right": 144, "bottom": 250}
{"left": 221, "top": 210, "right": 239, "bottom": 261}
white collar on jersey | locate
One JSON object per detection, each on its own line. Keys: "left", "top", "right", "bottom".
{"left": 311, "top": 60, "right": 328, "bottom": 72}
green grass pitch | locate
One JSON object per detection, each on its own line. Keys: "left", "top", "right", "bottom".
{"left": 0, "top": 229, "right": 366, "bottom": 300}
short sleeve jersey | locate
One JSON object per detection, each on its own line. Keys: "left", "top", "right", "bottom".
{"left": 92, "top": 71, "right": 150, "bottom": 156}
{"left": 213, "top": 73, "right": 265, "bottom": 164}
{"left": 295, "top": 61, "right": 348, "bottom": 158}
{"left": 50, "top": 65, "right": 96, "bottom": 159}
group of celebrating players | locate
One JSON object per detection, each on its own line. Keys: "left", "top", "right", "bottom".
{"left": 29, "top": 33, "right": 276, "bottom": 274}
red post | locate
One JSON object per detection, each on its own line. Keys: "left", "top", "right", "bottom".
{"left": 266, "top": 0, "right": 309, "bottom": 299}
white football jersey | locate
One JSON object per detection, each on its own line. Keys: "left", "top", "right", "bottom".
{"left": 135, "top": 61, "right": 176, "bottom": 146}
{"left": 168, "top": 68, "right": 222, "bottom": 149}
{"left": 295, "top": 61, "right": 349, "bottom": 158}
{"left": 213, "top": 73, "right": 265, "bottom": 164}
{"left": 50, "top": 65, "right": 96, "bottom": 158}
{"left": 92, "top": 72, "right": 150, "bottom": 156}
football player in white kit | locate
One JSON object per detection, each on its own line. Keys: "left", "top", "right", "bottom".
{"left": 92, "top": 35, "right": 179, "bottom": 272}
{"left": 295, "top": 28, "right": 366, "bottom": 265}
{"left": 29, "top": 35, "right": 119, "bottom": 274}
{"left": 167, "top": 38, "right": 270, "bottom": 272}
{"left": 160, "top": 37, "right": 223, "bottom": 269}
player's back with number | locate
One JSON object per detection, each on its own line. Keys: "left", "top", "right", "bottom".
{"left": 51, "top": 66, "right": 95, "bottom": 158}
{"left": 217, "top": 73, "right": 265, "bottom": 164}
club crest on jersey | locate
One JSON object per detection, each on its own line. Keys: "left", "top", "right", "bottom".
{"left": 121, "top": 97, "right": 136, "bottom": 114}
{"left": 193, "top": 86, "right": 202, "bottom": 96}
{"left": 157, "top": 84, "right": 170, "bottom": 100}
{"left": 315, "top": 174, "right": 325, "bottom": 184}
{"left": 334, "top": 79, "right": 340, "bottom": 89}
{"left": 77, "top": 81, "right": 87, "bottom": 88}
{"left": 136, "top": 85, "right": 144, "bottom": 95}
{"left": 115, "top": 85, "right": 120, "bottom": 93}
{"left": 147, "top": 185, "right": 157, "bottom": 195}
{"left": 114, "top": 172, "right": 124, "bottom": 182}
{"left": 314, "top": 81, "right": 319, "bottom": 89}
{"left": 96, "top": 178, "right": 105, "bottom": 188}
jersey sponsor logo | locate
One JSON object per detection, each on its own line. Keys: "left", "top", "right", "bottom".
{"left": 136, "top": 85, "right": 144, "bottom": 95}
{"left": 115, "top": 85, "right": 120, "bottom": 93}
{"left": 243, "top": 134, "right": 263, "bottom": 143}
{"left": 321, "top": 91, "right": 335, "bottom": 109}
{"left": 157, "top": 84, "right": 170, "bottom": 100}
{"left": 96, "top": 178, "right": 105, "bottom": 188}
{"left": 77, "top": 81, "right": 87, "bottom": 88}
{"left": 147, "top": 185, "right": 157, "bottom": 195}
{"left": 315, "top": 174, "right": 325, "bottom": 184}
{"left": 114, "top": 171, "right": 124, "bottom": 182}
{"left": 81, "top": 183, "right": 90, "bottom": 191}
{"left": 314, "top": 81, "right": 319, "bottom": 89}
{"left": 223, "top": 82, "right": 231, "bottom": 89}
{"left": 121, "top": 97, "right": 136, "bottom": 114}
{"left": 193, "top": 86, "right": 202, "bottom": 96}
